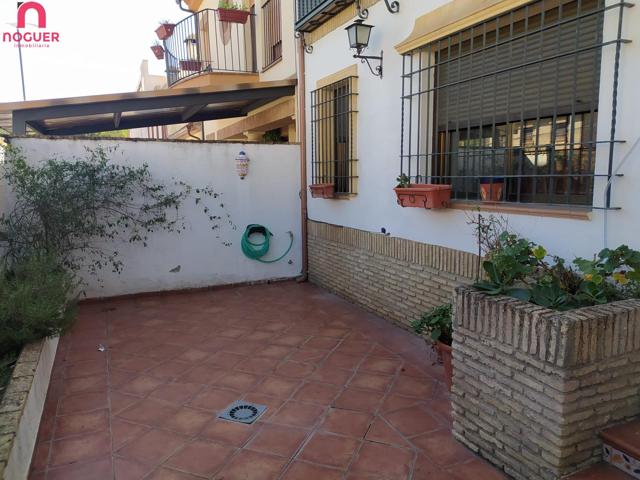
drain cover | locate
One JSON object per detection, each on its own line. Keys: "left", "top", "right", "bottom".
{"left": 218, "top": 401, "right": 267, "bottom": 424}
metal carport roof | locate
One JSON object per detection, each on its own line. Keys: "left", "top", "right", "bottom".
{"left": 0, "top": 79, "right": 296, "bottom": 136}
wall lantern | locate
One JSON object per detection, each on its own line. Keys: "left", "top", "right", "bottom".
{"left": 236, "top": 151, "right": 249, "bottom": 179}
{"left": 355, "top": 0, "right": 400, "bottom": 19}
{"left": 345, "top": 19, "right": 383, "bottom": 78}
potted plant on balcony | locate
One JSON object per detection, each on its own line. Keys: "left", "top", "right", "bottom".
{"left": 394, "top": 174, "right": 452, "bottom": 209}
{"left": 179, "top": 36, "right": 202, "bottom": 71}
{"left": 479, "top": 176, "right": 505, "bottom": 202}
{"left": 151, "top": 41, "right": 165, "bottom": 60}
{"left": 309, "top": 182, "right": 335, "bottom": 199}
{"left": 411, "top": 304, "right": 453, "bottom": 390}
{"left": 155, "top": 20, "right": 176, "bottom": 41}
{"left": 217, "top": 1, "right": 250, "bottom": 24}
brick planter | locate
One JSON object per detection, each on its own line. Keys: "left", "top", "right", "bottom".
{"left": 0, "top": 337, "right": 59, "bottom": 479}
{"left": 451, "top": 286, "right": 640, "bottom": 480}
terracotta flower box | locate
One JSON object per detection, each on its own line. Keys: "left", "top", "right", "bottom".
{"left": 180, "top": 60, "right": 203, "bottom": 71}
{"left": 394, "top": 184, "right": 451, "bottom": 209}
{"left": 479, "top": 177, "right": 504, "bottom": 202}
{"left": 310, "top": 183, "right": 335, "bottom": 199}
{"left": 155, "top": 23, "right": 175, "bottom": 41}
{"left": 151, "top": 45, "right": 165, "bottom": 60}
{"left": 217, "top": 9, "right": 250, "bottom": 24}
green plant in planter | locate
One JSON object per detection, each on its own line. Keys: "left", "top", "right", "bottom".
{"left": 396, "top": 173, "right": 410, "bottom": 188}
{"left": 218, "top": 0, "right": 248, "bottom": 10}
{"left": 411, "top": 303, "right": 452, "bottom": 346}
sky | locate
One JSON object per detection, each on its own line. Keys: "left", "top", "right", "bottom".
{"left": 0, "top": 0, "right": 186, "bottom": 103}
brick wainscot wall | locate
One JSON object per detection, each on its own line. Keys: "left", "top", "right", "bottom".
{"left": 452, "top": 286, "right": 640, "bottom": 480}
{"left": 307, "top": 220, "right": 479, "bottom": 331}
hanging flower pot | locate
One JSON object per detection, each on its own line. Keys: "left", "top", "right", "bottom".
{"left": 155, "top": 23, "right": 176, "bottom": 41}
{"left": 394, "top": 184, "right": 451, "bottom": 209}
{"left": 310, "top": 183, "right": 335, "bottom": 199}
{"left": 479, "top": 177, "right": 505, "bottom": 202}
{"left": 180, "top": 60, "right": 202, "bottom": 71}
{"left": 151, "top": 45, "right": 165, "bottom": 60}
{"left": 217, "top": 8, "right": 250, "bottom": 24}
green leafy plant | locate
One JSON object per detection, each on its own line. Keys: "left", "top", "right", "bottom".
{"left": 0, "top": 145, "right": 232, "bottom": 278}
{"left": 218, "top": 1, "right": 248, "bottom": 10}
{"left": 472, "top": 229, "right": 640, "bottom": 310}
{"left": 396, "top": 173, "right": 410, "bottom": 188}
{"left": 0, "top": 255, "right": 78, "bottom": 355}
{"left": 411, "top": 304, "right": 453, "bottom": 346}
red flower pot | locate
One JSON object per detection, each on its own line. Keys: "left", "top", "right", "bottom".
{"left": 436, "top": 341, "right": 453, "bottom": 391}
{"left": 180, "top": 60, "right": 202, "bottom": 71}
{"left": 394, "top": 184, "right": 451, "bottom": 209}
{"left": 217, "top": 8, "right": 250, "bottom": 24}
{"left": 310, "top": 183, "right": 335, "bottom": 199}
{"left": 155, "top": 23, "right": 175, "bottom": 41}
{"left": 151, "top": 45, "right": 165, "bottom": 60}
{"left": 480, "top": 180, "right": 504, "bottom": 202}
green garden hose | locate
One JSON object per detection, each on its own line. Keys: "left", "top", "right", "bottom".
{"left": 241, "top": 224, "right": 294, "bottom": 264}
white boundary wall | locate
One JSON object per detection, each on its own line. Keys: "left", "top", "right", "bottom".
{"left": 4, "top": 138, "right": 302, "bottom": 298}
{"left": 304, "top": 0, "right": 640, "bottom": 260}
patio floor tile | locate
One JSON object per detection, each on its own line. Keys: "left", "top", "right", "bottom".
{"left": 214, "top": 450, "right": 288, "bottom": 480}
{"left": 115, "top": 428, "right": 187, "bottom": 464}
{"left": 165, "top": 439, "right": 234, "bottom": 477}
{"left": 298, "top": 432, "right": 360, "bottom": 469}
{"left": 29, "top": 282, "right": 507, "bottom": 480}
{"left": 282, "top": 461, "right": 344, "bottom": 479}
{"left": 246, "top": 424, "right": 309, "bottom": 457}
{"left": 349, "top": 441, "right": 414, "bottom": 478}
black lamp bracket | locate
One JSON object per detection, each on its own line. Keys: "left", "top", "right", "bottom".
{"left": 295, "top": 31, "right": 314, "bottom": 54}
{"left": 354, "top": 50, "right": 383, "bottom": 78}
{"left": 356, "top": 0, "right": 400, "bottom": 19}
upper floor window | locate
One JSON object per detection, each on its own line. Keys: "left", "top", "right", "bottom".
{"left": 262, "top": 0, "right": 282, "bottom": 70}
{"left": 400, "top": 0, "right": 618, "bottom": 207}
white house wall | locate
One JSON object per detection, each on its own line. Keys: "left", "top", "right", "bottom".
{"left": 5, "top": 138, "right": 302, "bottom": 298}
{"left": 304, "top": 0, "right": 640, "bottom": 261}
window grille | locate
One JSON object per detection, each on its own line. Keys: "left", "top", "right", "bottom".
{"left": 262, "top": 0, "right": 282, "bottom": 70}
{"left": 311, "top": 76, "right": 358, "bottom": 195}
{"left": 400, "top": 0, "right": 630, "bottom": 208}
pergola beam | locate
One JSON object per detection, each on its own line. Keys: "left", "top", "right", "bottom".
{"left": 181, "top": 104, "right": 207, "bottom": 122}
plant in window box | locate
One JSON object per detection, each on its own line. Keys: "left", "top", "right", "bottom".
{"left": 155, "top": 20, "right": 176, "bottom": 41}
{"left": 394, "top": 174, "right": 452, "bottom": 209}
{"left": 217, "top": 1, "right": 250, "bottom": 24}
{"left": 309, "top": 182, "right": 335, "bottom": 199}
{"left": 150, "top": 41, "right": 165, "bottom": 60}
{"left": 179, "top": 36, "right": 202, "bottom": 71}
{"left": 411, "top": 304, "right": 453, "bottom": 390}
{"left": 479, "top": 176, "right": 504, "bottom": 202}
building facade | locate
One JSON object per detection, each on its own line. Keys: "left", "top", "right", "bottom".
{"left": 296, "top": 0, "right": 639, "bottom": 329}
{"left": 152, "top": 0, "right": 298, "bottom": 142}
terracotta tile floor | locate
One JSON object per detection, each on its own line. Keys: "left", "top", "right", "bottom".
{"left": 30, "top": 281, "right": 512, "bottom": 480}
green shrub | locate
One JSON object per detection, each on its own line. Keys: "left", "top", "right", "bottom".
{"left": 473, "top": 231, "right": 640, "bottom": 311}
{"left": 0, "top": 255, "right": 78, "bottom": 354}
{"left": 411, "top": 304, "right": 453, "bottom": 345}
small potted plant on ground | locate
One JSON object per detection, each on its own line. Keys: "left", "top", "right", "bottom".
{"left": 411, "top": 304, "right": 453, "bottom": 390}
{"left": 151, "top": 41, "right": 165, "bottom": 60}
{"left": 155, "top": 20, "right": 176, "bottom": 41}
{"left": 309, "top": 182, "right": 335, "bottom": 199}
{"left": 217, "top": 1, "right": 250, "bottom": 24}
{"left": 394, "top": 174, "right": 452, "bottom": 209}
{"left": 479, "top": 176, "right": 505, "bottom": 202}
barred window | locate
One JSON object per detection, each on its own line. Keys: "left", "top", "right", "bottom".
{"left": 311, "top": 76, "right": 358, "bottom": 195}
{"left": 262, "top": 0, "right": 282, "bottom": 70}
{"left": 400, "top": 0, "right": 626, "bottom": 207}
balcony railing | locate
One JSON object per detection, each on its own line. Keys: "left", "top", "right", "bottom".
{"left": 296, "top": 0, "right": 353, "bottom": 33}
{"left": 164, "top": 9, "right": 257, "bottom": 87}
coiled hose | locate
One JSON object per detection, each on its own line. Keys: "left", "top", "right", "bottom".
{"left": 241, "top": 224, "right": 294, "bottom": 264}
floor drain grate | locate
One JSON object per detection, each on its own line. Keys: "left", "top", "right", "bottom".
{"left": 218, "top": 401, "right": 267, "bottom": 424}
